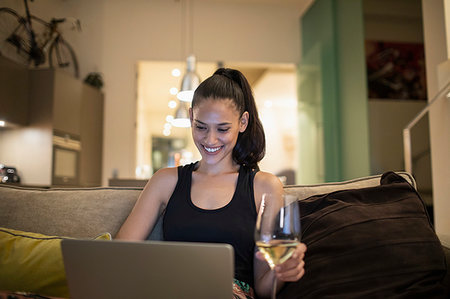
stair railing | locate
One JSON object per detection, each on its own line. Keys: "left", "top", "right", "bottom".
{"left": 403, "top": 80, "right": 450, "bottom": 174}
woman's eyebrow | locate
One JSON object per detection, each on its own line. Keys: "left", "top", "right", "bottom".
{"left": 194, "top": 119, "right": 232, "bottom": 126}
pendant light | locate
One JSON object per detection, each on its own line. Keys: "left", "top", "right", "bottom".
{"left": 177, "top": 0, "right": 200, "bottom": 103}
{"left": 172, "top": 0, "right": 199, "bottom": 127}
{"left": 171, "top": 101, "right": 191, "bottom": 128}
{"left": 177, "top": 54, "right": 200, "bottom": 102}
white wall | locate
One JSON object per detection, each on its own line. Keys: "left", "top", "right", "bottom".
{"left": 254, "top": 69, "right": 298, "bottom": 180}
{"left": 363, "top": 0, "right": 432, "bottom": 190}
{"left": 364, "top": 0, "right": 423, "bottom": 42}
{"left": 0, "top": 128, "right": 52, "bottom": 185}
{"left": 368, "top": 100, "right": 431, "bottom": 202}
{"left": 422, "top": 0, "right": 450, "bottom": 237}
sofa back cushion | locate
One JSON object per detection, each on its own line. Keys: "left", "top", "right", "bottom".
{"left": 284, "top": 171, "right": 415, "bottom": 200}
{"left": 0, "top": 185, "right": 142, "bottom": 238}
{"left": 278, "top": 172, "right": 447, "bottom": 298}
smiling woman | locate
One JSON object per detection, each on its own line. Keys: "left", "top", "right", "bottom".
{"left": 117, "top": 68, "right": 307, "bottom": 299}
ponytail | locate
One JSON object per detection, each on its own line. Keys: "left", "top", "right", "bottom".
{"left": 192, "top": 68, "right": 265, "bottom": 169}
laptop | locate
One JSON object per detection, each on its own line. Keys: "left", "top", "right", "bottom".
{"left": 61, "top": 239, "right": 234, "bottom": 299}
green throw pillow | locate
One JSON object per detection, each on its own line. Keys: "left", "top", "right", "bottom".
{"left": 0, "top": 227, "right": 111, "bottom": 298}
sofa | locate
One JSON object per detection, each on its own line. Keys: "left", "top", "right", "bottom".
{"left": 0, "top": 171, "right": 448, "bottom": 298}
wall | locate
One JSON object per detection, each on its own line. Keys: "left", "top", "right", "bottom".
{"left": 368, "top": 100, "right": 430, "bottom": 203}
{"left": 363, "top": 0, "right": 432, "bottom": 198}
{"left": 0, "top": 0, "right": 306, "bottom": 185}
{"left": 363, "top": 0, "right": 423, "bottom": 42}
{"left": 299, "top": 0, "right": 370, "bottom": 183}
{"left": 336, "top": 0, "right": 371, "bottom": 180}
{"left": 422, "top": 0, "right": 450, "bottom": 237}
{"left": 254, "top": 69, "right": 299, "bottom": 181}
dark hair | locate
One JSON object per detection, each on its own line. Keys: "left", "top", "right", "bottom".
{"left": 192, "top": 68, "right": 265, "bottom": 169}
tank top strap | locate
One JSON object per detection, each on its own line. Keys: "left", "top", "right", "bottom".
{"left": 173, "top": 162, "right": 197, "bottom": 197}
{"left": 234, "top": 165, "right": 259, "bottom": 213}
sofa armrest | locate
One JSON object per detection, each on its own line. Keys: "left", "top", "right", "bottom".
{"left": 438, "top": 234, "right": 450, "bottom": 290}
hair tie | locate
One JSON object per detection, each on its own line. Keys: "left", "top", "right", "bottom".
{"left": 215, "top": 68, "right": 242, "bottom": 89}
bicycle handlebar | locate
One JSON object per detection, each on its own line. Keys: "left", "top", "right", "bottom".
{"left": 50, "top": 17, "right": 82, "bottom": 31}
{"left": 51, "top": 18, "right": 66, "bottom": 23}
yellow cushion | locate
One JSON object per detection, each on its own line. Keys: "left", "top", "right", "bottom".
{"left": 0, "top": 228, "right": 111, "bottom": 298}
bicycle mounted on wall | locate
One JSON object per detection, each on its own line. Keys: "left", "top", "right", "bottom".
{"left": 0, "top": 0, "right": 80, "bottom": 78}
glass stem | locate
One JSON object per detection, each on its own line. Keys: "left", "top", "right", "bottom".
{"left": 271, "top": 270, "right": 277, "bottom": 299}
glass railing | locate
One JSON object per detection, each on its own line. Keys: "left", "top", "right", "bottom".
{"left": 403, "top": 81, "right": 450, "bottom": 173}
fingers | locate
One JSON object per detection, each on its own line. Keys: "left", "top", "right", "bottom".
{"left": 275, "top": 260, "right": 305, "bottom": 281}
{"left": 274, "top": 243, "right": 307, "bottom": 282}
{"left": 255, "top": 250, "right": 266, "bottom": 261}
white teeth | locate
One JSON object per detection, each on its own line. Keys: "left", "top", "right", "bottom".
{"left": 204, "top": 146, "right": 221, "bottom": 153}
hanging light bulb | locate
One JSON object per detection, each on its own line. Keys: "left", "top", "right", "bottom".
{"left": 177, "top": 55, "right": 200, "bottom": 102}
{"left": 171, "top": 101, "right": 191, "bottom": 128}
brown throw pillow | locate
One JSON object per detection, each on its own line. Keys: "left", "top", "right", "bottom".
{"left": 278, "top": 172, "right": 447, "bottom": 299}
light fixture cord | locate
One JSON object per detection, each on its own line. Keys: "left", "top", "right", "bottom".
{"left": 181, "top": 0, "right": 186, "bottom": 61}
{"left": 189, "top": 0, "right": 194, "bottom": 56}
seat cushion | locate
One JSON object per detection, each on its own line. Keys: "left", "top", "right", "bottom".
{"left": 278, "top": 171, "right": 447, "bottom": 298}
{"left": 0, "top": 227, "right": 111, "bottom": 298}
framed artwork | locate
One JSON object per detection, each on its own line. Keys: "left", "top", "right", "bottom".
{"left": 365, "top": 40, "right": 427, "bottom": 100}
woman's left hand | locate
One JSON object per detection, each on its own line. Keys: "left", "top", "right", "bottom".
{"left": 275, "top": 242, "right": 307, "bottom": 281}
{"left": 256, "top": 242, "right": 307, "bottom": 282}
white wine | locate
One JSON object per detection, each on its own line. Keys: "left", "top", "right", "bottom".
{"left": 256, "top": 240, "right": 299, "bottom": 269}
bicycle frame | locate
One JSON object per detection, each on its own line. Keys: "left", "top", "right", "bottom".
{"left": 1, "top": 0, "right": 80, "bottom": 77}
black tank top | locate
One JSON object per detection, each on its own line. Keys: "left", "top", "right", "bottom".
{"left": 163, "top": 162, "right": 258, "bottom": 286}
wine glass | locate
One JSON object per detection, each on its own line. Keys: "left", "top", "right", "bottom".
{"left": 255, "top": 193, "right": 301, "bottom": 299}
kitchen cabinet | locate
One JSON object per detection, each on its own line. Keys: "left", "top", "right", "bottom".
{"left": 53, "top": 71, "right": 83, "bottom": 136}
{"left": 79, "top": 83, "right": 103, "bottom": 186}
{"left": 0, "top": 56, "right": 29, "bottom": 126}
{"left": 0, "top": 64, "right": 103, "bottom": 187}
{"left": 30, "top": 69, "right": 104, "bottom": 187}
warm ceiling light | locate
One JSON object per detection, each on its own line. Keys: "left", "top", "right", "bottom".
{"left": 168, "top": 100, "right": 177, "bottom": 109}
{"left": 172, "top": 68, "right": 181, "bottom": 77}
{"left": 163, "top": 128, "right": 171, "bottom": 136}
{"left": 170, "top": 87, "right": 178, "bottom": 95}
{"left": 0, "top": 120, "right": 5, "bottom": 127}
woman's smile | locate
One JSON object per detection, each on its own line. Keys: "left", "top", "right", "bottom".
{"left": 203, "top": 145, "right": 223, "bottom": 153}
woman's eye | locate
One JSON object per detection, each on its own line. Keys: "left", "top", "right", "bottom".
{"left": 218, "top": 128, "right": 230, "bottom": 133}
{"left": 195, "top": 125, "right": 206, "bottom": 130}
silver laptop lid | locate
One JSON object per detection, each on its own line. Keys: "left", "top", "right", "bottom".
{"left": 61, "top": 239, "right": 234, "bottom": 299}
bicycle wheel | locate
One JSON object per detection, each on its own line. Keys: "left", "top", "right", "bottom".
{"left": 48, "top": 36, "right": 79, "bottom": 78}
{"left": 0, "top": 7, "right": 31, "bottom": 66}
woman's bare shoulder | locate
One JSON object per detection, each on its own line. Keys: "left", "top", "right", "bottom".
{"left": 151, "top": 166, "right": 178, "bottom": 180}
{"left": 142, "top": 166, "right": 179, "bottom": 203}
{"left": 253, "top": 170, "right": 284, "bottom": 211}
{"left": 254, "top": 170, "right": 283, "bottom": 192}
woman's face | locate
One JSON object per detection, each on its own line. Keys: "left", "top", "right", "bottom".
{"left": 190, "top": 98, "right": 248, "bottom": 167}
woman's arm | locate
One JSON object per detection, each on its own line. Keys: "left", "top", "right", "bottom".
{"left": 115, "top": 167, "right": 178, "bottom": 240}
{"left": 253, "top": 171, "right": 307, "bottom": 298}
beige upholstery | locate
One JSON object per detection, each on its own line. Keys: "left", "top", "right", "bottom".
{"left": 0, "top": 186, "right": 142, "bottom": 238}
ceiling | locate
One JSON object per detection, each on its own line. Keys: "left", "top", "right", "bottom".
{"left": 210, "top": 0, "right": 315, "bottom": 16}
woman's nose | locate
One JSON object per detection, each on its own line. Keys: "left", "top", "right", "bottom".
{"left": 205, "top": 131, "right": 217, "bottom": 145}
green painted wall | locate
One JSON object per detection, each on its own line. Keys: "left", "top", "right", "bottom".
{"left": 298, "top": 0, "right": 370, "bottom": 183}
